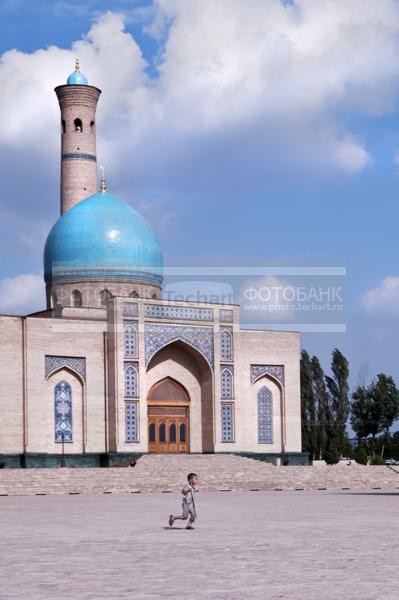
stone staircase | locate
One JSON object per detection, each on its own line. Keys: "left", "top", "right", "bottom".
{"left": 0, "top": 454, "right": 399, "bottom": 496}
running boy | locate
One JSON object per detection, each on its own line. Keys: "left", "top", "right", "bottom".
{"left": 169, "top": 473, "right": 198, "bottom": 530}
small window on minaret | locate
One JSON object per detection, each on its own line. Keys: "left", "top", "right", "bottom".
{"left": 62, "top": 119, "right": 66, "bottom": 134}
{"left": 74, "top": 118, "right": 83, "bottom": 133}
{"left": 90, "top": 120, "right": 95, "bottom": 132}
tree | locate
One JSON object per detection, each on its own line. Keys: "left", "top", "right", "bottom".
{"left": 311, "top": 356, "right": 330, "bottom": 460}
{"left": 351, "top": 385, "right": 374, "bottom": 445}
{"left": 325, "top": 349, "right": 349, "bottom": 456}
{"left": 370, "top": 374, "right": 399, "bottom": 458}
{"left": 300, "top": 350, "right": 317, "bottom": 459}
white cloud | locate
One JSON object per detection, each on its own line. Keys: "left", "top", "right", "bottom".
{"left": 361, "top": 276, "right": 399, "bottom": 315}
{"left": 2, "top": 1, "right": 399, "bottom": 185}
{"left": 0, "top": 274, "right": 45, "bottom": 315}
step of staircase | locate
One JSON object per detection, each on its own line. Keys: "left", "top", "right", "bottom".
{"left": 0, "top": 454, "right": 398, "bottom": 496}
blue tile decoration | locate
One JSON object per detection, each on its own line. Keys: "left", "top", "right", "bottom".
{"left": 125, "top": 365, "right": 138, "bottom": 397}
{"left": 125, "top": 402, "right": 138, "bottom": 442}
{"left": 124, "top": 322, "right": 138, "bottom": 357}
{"left": 145, "top": 324, "right": 214, "bottom": 368}
{"left": 220, "top": 328, "right": 233, "bottom": 361}
{"left": 221, "top": 403, "right": 234, "bottom": 442}
{"left": 221, "top": 368, "right": 233, "bottom": 399}
{"left": 250, "top": 364, "right": 284, "bottom": 386}
{"left": 145, "top": 304, "right": 213, "bottom": 321}
{"left": 55, "top": 381, "right": 73, "bottom": 442}
{"left": 258, "top": 386, "right": 273, "bottom": 444}
{"left": 62, "top": 152, "right": 97, "bottom": 162}
{"left": 123, "top": 303, "right": 138, "bottom": 317}
{"left": 220, "top": 309, "right": 233, "bottom": 322}
{"left": 45, "top": 356, "right": 86, "bottom": 381}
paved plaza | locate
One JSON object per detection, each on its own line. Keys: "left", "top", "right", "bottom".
{"left": 0, "top": 490, "right": 398, "bottom": 599}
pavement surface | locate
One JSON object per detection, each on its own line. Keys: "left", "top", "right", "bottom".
{"left": 0, "top": 490, "right": 398, "bottom": 600}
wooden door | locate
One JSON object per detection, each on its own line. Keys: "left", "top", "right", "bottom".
{"left": 147, "top": 378, "right": 190, "bottom": 453}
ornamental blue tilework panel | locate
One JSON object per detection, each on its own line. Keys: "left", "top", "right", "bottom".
{"left": 55, "top": 381, "right": 73, "bottom": 442}
{"left": 251, "top": 364, "right": 284, "bottom": 386}
{"left": 258, "top": 386, "right": 273, "bottom": 444}
{"left": 221, "top": 403, "right": 234, "bottom": 442}
{"left": 125, "top": 365, "right": 138, "bottom": 397}
{"left": 221, "top": 368, "right": 233, "bottom": 399}
{"left": 124, "top": 322, "right": 138, "bottom": 357}
{"left": 145, "top": 304, "right": 213, "bottom": 321}
{"left": 125, "top": 402, "right": 138, "bottom": 442}
{"left": 145, "top": 324, "right": 214, "bottom": 368}
{"left": 46, "top": 356, "right": 86, "bottom": 381}
{"left": 220, "top": 328, "right": 233, "bottom": 361}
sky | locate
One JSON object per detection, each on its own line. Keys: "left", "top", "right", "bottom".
{"left": 1, "top": 0, "right": 399, "bottom": 389}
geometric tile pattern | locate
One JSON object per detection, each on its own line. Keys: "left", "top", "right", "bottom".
{"left": 221, "top": 403, "right": 234, "bottom": 443}
{"left": 220, "top": 328, "right": 233, "bottom": 361}
{"left": 145, "top": 304, "right": 213, "bottom": 321}
{"left": 45, "top": 356, "right": 86, "bottom": 382}
{"left": 221, "top": 368, "right": 233, "bottom": 399}
{"left": 122, "top": 303, "right": 138, "bottom": 317}
{"left": 125, "top": 402, "right": 138, "bottom": 442}
{"left": 125, "top": 365, "right": 138, "bottom": 397}
{"left": 54, "top": 381, "right": 73, "bottom": 443}
{"left": 220, "top": 309, "right": 233, "bottom": 322}
{"left": 124, "top": 323, "right": 138, "bottom": 358}
{"left": 250, "top": 364, "right": 284, "bottom": 386}
{"left": 145, "top": 324, "right": 214, "bottom": 368}
{"left": 257, "top": 386, "right": 273, "bottom": 444}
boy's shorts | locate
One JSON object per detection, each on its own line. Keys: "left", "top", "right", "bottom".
{"left": 182, "top": 502, "right": 197, "bottom": 522}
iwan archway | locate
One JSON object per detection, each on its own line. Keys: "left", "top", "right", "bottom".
{"left": 146, "top": 340, "right": 214, "bottom": 453}
{"left": 147, "top": 378, "right": 190, "bottom": 453}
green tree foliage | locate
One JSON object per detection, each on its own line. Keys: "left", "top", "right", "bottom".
{"left": 325, "top": 349, "right": 350, "bottom": 456}
{"left": 355, "top": 447, "right": 368, "bottom": 465}
{"left": 350, "top": 374, "right": 399, "bottom": 458}
{"left": 324, "top": 443, "right": 340, "bottom": 465}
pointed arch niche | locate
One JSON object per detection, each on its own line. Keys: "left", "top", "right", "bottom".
{"left": 146, "top": 340, "right": 214, "bottom": 453}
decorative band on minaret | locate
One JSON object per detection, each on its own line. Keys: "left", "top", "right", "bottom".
{"left": 55, "top": 61, "right": 102, "bottom": 214}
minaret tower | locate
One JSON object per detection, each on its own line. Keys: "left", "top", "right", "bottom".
{"left": 55, "top": 60, "right": 102, "bottom": 214}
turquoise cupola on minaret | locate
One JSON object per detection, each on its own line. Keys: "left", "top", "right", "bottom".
{"left": 67, "top": 59, "right": 89, "bottom": 85}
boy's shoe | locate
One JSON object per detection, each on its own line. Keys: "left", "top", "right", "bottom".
{"left": 169, "top": 515, "right": 174, "bottom": 526}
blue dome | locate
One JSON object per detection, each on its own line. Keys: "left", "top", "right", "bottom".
{"left": 44, "top": 191, "right": 163, "bottom": 286}
{"left": 67, "top": 70, "right": 88, "bottom": 85}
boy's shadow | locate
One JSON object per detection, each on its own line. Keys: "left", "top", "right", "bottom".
{"left": 163, "top": 526, "right": 185, "bottom": 530}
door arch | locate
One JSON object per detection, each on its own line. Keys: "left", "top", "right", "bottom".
{"left": 147, "top": 377, "right": 190, "bottom": 453}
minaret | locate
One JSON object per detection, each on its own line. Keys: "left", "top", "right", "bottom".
{"left": 55, "top": 60, "right": 102, "bottom": 214}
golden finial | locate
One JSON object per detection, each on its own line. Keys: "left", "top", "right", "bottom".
{"left": 75, "top": 58, "right": 80, "bottom": 71}
{"left": 100, "top": 165, "right": 106, "bottom": 192}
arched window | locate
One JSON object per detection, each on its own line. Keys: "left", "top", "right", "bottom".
{"left": 55, "top": 381, "right": 73, "bottom": 442}
{"left": 170, "top": 423, "right": 176, "bottom": 443}
{"left": 258, "top": 386, "right": 273, "bottom": 444}
{"left": 90, "top": 120, "right": 95, "bottom": 132}
{"left": 220, "top": 329, "right": 233, "bottom": 361}
{"left": 125, "top": 365, "right": 138, "bottom": 397}
{"left": 62, "top": 119, "right": 66, "bottom": 134}
{"left": 125, "top": 402, "right": 138, "bottom": 442}
{"left": 124, "top": 324, "right": 137, "bottom": 357}
{"left": 129, "top": 291, "right": 139, "bottom": 298}
{"left": 179, "top": 423, "right": 186, "bottom": 443}
{"left": 71, "top": 289, "right": 82, "bottom": 308}
{"left": 159, "top": 423, "right": 166, "bottom": 443}
{"left": 221, "top": 403, "right": 234, "bottom": 442}
{"left": 149, "top": 422, "right": 156, "bottom": 443}
{"left": 74, "top": 118, "right": 83, "bottom": 132}
{"left": 221, "top": 368, "right": 233, "bottom": 399}
{"left": 100, "top": 289, "right": 112, "bottom": 307}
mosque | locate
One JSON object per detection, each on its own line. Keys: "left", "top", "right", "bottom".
{"left": 0, "top": 63, "right": 304, "bottom": 467}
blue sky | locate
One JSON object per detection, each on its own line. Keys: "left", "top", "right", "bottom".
{"left": 1, "top": 0, "right": 399, "bottom": 389}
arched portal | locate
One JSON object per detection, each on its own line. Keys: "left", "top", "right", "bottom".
{"left": 146, "top": 340, "right": 214, "bottom": 453}
{"left": 147, "top": 377, "right": 190, "bottom": 453}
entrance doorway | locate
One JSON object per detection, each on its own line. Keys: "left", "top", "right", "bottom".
{"left": 147, "top": 378, "right": 190, "bottom": 453}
